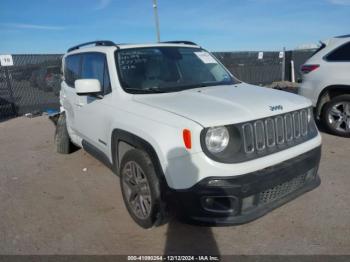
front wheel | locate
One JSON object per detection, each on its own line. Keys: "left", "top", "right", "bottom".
{"left": 120, "top": 149, "right": 166, "bottom": 228}
{"left": 322, "top": 95, "right": 350, "bottom": 137}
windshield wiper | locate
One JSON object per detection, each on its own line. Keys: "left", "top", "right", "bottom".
{"left": 199, "top": 80, "right": 232, "bottom": 87}
{"left": 172, "top": 81, "right": 230, "bottom": 92}
{"left": 124, "top": 87, "right": 166, "bottom": 94}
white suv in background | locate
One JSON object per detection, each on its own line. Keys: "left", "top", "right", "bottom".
{"left": 56, "top": 40, "right": 322, "bottom": 228}
{"left": 299, "top": 35, "right": 350, "bottom": 137}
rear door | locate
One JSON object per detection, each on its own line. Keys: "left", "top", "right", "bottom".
{"left": 61, "top": 54, "right": 82, "bottom": 133}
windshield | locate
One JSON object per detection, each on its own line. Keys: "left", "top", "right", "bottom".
{"left": 116, "top": 47, "right": 238, "bottom": 93}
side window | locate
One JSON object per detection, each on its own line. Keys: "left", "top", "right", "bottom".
{"left": 81, "top": 53, "right": 111, "bottom": 95}
{"left": 326, "top": 42, "right": 350, "bottom": 61}
{"left": 64, "top": 55, "right": 81, "bottom": 87}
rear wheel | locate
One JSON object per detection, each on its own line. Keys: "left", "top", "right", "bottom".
{"left": 120, "top": 149, "right": 166, "bottom": 228}
{"left": 322, "top": 95, "right": 350, "bottom": 137}
{"left": 55, "top": 113, "right": 73, "bottom": 154}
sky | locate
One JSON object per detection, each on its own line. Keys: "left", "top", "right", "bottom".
{"left": 0, "top": 0, "right": 350, "bottom": 54}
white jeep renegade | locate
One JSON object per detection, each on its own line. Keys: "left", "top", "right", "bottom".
{"left": 56, "top": 40, "right": 322, "bottom": 228}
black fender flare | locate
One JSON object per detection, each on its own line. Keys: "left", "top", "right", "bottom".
{"left": 316, "top": 85, "right": 350, "bottom": 118}
{"left": 111, "top": 129, "right": 166, "bottom": 183}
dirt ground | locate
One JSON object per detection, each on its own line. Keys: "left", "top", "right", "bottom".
{"left": 0, "top": 116, "right": 349, "bottom": 255}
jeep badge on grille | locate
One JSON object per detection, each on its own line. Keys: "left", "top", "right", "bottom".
{"left": 269, "top": 105, "right": 283, "bottom": 111}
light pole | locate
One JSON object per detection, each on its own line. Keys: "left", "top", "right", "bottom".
{"left": 153, "top": 0, "right": 161, "bottom": 42}
{"left": 281, "top": 47, "right": 286, "bottom": 82}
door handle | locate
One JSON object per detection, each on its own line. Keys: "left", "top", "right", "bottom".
{"left": 75, "top": 103, "right": 84, "bottom": 107}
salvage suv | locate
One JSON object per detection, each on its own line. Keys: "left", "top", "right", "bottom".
{"left": 56, "top": 40, "right": 322, "bottom": 228}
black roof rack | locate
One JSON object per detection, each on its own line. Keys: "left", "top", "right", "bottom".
{"left": 335, "top": 34, "right": 350, "bottom": 38}
{"left": 162, "top": 41, "right": 198, "bottom": 46}
{"left": 67, "top": 40, "right": 116, "bottom": 52}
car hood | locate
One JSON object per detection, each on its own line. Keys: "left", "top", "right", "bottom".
{"left": 133, "top": 83, "right": 312, "bottom": 127}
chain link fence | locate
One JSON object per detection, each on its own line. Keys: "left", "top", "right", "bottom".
{"left": 213, "top": 51, "right": 284, "bottom": 86}
{"left": 0, "top": 50, "right": 314, "bottom": 122}
{"left": 213, "top": 50, "right": 315, "bottom": 85}
{"left": 0, "top": 55, "right": 62, "bottom": 121}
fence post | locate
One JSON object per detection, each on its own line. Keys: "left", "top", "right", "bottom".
{"left": 4, "top": 67, "right": 17, "bottom": 117}
{"left": 291, "top": 60, "right": 295, "bottom": 83}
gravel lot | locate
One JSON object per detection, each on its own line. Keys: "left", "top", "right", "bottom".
{"left": 0, "top": 116, "right": 349, "bottom": 255}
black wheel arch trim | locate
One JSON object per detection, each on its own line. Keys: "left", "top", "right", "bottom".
{"left": 111, "top": 129, "right": 167, "bottom": 183}
{"left": 317, "top": 85, "right": 350, "bottom": 117}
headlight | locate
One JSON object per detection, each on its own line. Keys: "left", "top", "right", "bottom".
{"left": 205, "top": 126, "right": 230, "bottom": 153}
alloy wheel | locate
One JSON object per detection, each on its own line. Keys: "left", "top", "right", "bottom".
{"left": 122, "top": 161, "right": 152, "bottom": 219}
{"left": 328, "top": 102, "right": 350, "bottom": 133}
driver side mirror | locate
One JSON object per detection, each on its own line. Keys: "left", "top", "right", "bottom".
{"left": 75, "top": 79, "right": 102, "bottom": 95}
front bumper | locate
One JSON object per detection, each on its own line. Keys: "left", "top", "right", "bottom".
{"left": 168, "top": 146, "right": 321, "bottom": 226}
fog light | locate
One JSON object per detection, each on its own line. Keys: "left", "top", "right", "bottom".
{"left": 205, "top": 197, "right": 214, "bottom": 205}
{"left": 242, "top": 195, "right": 255, "bottom": 211}
{"left": 201, "top": 196, "right": 237, "bottom": 214}
{"left": 305, "top": 168, "right": 316, "bottom": 182}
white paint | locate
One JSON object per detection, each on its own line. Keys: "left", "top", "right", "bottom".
{"left": 134, "top": 84, "right": 312, "bottom": 128}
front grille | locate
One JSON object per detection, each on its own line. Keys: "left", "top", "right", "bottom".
{"left": 242, "top": 109, "right": 310, "bottom": 154}
{"left": 258, "top": 173, "right": 307, "bottom": 204}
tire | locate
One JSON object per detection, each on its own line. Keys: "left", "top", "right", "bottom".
{"left": 120, "top": 149, "right": 166, "bottom": 228}
{"left": 55, "top": 113, "right": 73, "bottom": 154}
{"left": 322, "top": 95, "right": 350, "bottom": 137}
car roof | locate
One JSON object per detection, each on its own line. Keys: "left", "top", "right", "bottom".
{"left": 320, "top": 35, "right": 350, "bottom": 48}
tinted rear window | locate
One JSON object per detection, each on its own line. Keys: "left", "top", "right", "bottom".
{"left": 326, "top": 42, "right": 350, "bottom": 61}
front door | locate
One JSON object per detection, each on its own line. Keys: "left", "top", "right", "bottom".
{"left": 73, "top": 52, "right": 112, "bottom": 154}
